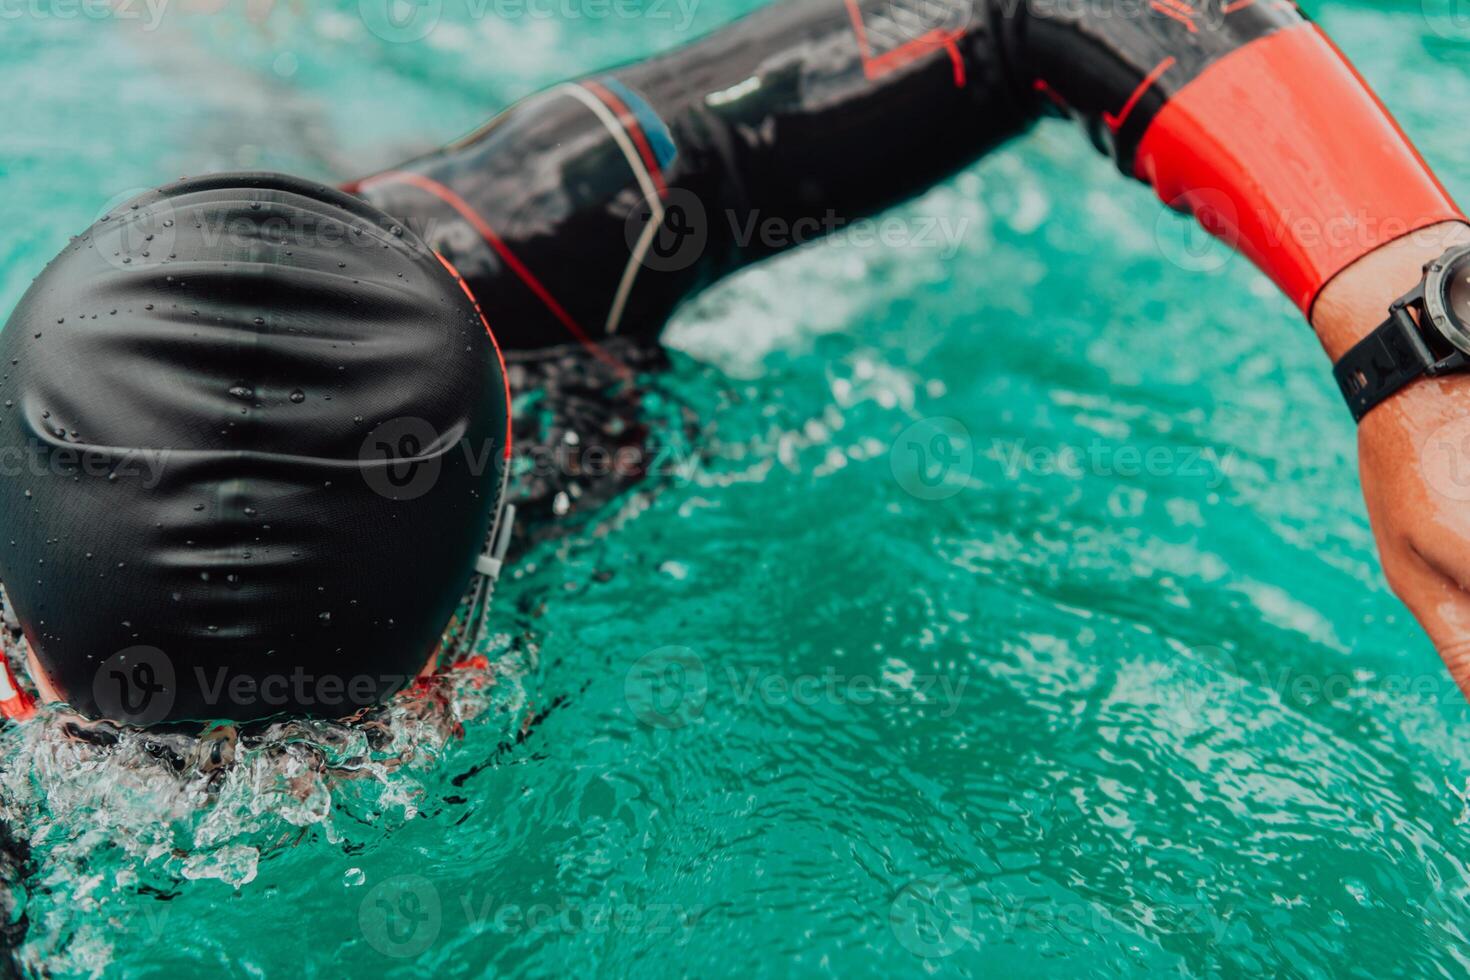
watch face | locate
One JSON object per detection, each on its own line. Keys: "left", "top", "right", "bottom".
{"left": 1426, "top": 245, "right": 1470, "bottom": 355}
{"left": 1447, "top": 259, "right": 1470, "bottom": 331}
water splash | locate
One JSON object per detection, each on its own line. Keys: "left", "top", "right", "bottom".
{"left": 0, "top": 607, "right": 534, "bottom": 976}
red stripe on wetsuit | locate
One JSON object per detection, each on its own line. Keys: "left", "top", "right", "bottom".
{"left": 1132, "top": 22, "right": 1463, "bottom": 314}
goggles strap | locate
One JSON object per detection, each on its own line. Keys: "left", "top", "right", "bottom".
{"left": 460, "top": 456, "right": 517, "bottom": 659}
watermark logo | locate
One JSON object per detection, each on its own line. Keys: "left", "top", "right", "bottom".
{"left": 889, "top": 874, "right": 975, "bottom": 958}
{"left": 118, "top": 901, "right": 174, "bottom": 945}
{"left": 91, "top": 187, "right": 177, "bottom": 274}
{"left": 1424, "top": 0, "right": 1470, "bottom": 40}
{"left": 890, "top": 417, "right": 974, "bottom": 501}
{"left": 360, "top": 417, "right": 445, "bottom": 501}
{"left": 359, "top": 0, "right": 441, "bottom": 42}
{"left": 360, "top": 874, "right": 443, "bottom": 958}
{"left": 1154, "top": 188, "right": 1237, "bottom": 274}
{"left": 1419, "top": 416, "right": 1470, "bottom": 503}
{"left": 1162, "top": 644, "right": 1237, "bottom": 719}
{"left": 93, "top": 645, "right": 176, "bottom": 726}
{"left": 624, "top": 646, "right": 708, "bottom": 729}
{"left": 626, "top": 188, "right": 708, "bottom": 273}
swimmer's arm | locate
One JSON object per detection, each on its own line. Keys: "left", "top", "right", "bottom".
{"left": 1018, "top": 1, "right": 1470, "bottom": 688}
{"left": 1313, "top": 227, "right": 1470, "bottom": 697}
{"left": 352, "top": 0, "right": 1037, "bottom": 349}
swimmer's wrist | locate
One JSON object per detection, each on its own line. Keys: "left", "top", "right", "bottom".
{"left": 1311, "top": 220, "right": 1470, "bottom": 363}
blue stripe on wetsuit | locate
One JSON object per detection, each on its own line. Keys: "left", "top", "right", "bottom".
{"left": 598, "top": 77, "right": 678, "bottom": 172}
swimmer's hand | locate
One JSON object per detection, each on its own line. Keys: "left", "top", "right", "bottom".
{"left": 1315, "top": 221, "right": 1470, "bottom": 697}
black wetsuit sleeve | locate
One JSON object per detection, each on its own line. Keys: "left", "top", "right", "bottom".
{"left": 351, "top": 0, "right": 1033, "bottom": 351}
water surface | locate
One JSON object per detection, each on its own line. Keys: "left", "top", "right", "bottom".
{"left": 2, "top": 1, "right": 1470, "bottom": 975}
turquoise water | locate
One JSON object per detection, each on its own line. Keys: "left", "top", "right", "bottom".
{"left": 5, "top": 0, "right": 1470, "bottom": 975}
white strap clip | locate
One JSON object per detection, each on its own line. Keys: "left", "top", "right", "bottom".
{"left": 475, "top": 504, "right": 516, "bottom": 582}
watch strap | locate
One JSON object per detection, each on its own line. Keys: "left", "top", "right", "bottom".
{"left": 1333, "top": 309, "right": 1437, "bottom": 422}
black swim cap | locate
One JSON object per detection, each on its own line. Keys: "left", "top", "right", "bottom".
{"left": 0, "top": 173, "right": 511, "bottom": 725}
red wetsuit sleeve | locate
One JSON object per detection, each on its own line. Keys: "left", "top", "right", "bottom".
{"left": 1133, "top": 22, "right": 1462, "bottom": 316}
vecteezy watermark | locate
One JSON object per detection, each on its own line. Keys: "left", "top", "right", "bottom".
{"left": 93, "top": 646, "right": 177, "bottom": 726}
{"left": 1154, "top": 188, "right": 1238, "bottom": 275}
{"left": 991, "top": 437, "right": 1237, "bottom": 490}
{"left": 358, "top": 0, "right": 441, "bottom": 43}
{"left": 193, "top": 666, "right": 413, "bottom": 712}
{"left": 623, "top": 647, "right": 971, "bottom": 729}
{"left": 358, "top": 0, "right": 702, "bottom": 44}
{"left": 91, "top": 187, "right": 177, "bottom": 274}
{"left": 187, "top": 204, "right": 440, "bottom": 256}
{"left": 1234, "top": 657, "right": 1466, "bottom": 711}
{"left": 726, "top": 666, "right": 968, "bottom": 718}
{"left": 355, "top": 417, "right": 697, "bottom": 501}
{"left": 889, "top": 875, "right": 976, "bottom": 958}
{"left": 456, "top": 894, "right": 703, "bottom": 943}
{"left": 890, "top": 417, "right": 974, "bottom": 501}
{"left": 729, "top": 210, "right": 971, "bottom": 260}
{"left": 1154, "top": 194, "right": 1466, "bottom": 276}
{"left": 889, "top": 874, "right": 1234, "bottom": 959}
{"left": 624, "top": 646, "right": 709, "bottom": 729}
{"left": 1137, "top": 644, "right": 1470, "bottom": 714}
{"left": 359, "top": 417, "right": 450, "bottom": 502}
{"left": 520, "top": 438, "right": 699, "bottom": 485}
{"left": 0, "top": 0, "right": 171, "bottom": 30}
{"left": 1130, "top": 644, "right": 1239, "bottom": 721}
{"left": 0, "top": 443, "right": 168, "bottom": 488}
{"left": 116, "top": 902, "right": 174, "bottom": 946}
{"left": 1419, "top": 416, "right": 1470, "bottom": 503}
{"left": 625, "top": 193, "right": 973, "bottom": 273}
{"left": 623, "top": 188, "right": 709, "bottom": 274}
{"left": 86, "top": 184, "right": 448, "bottom": 274}
{"left": 360, "top": 875, "right": 443, "bottom": 958}
{"left": 358, "top": 874, "right": 702, "bottom": 957}
{"left": 91, "top": 647, "right": 420, "bottom": 721}
{"left": 1423, "top": 0, "right": 1470, "bottom": 41}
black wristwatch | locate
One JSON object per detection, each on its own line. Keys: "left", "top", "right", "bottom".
{"left": 1334, "top": 244, "right": 1470, "bottom": 421}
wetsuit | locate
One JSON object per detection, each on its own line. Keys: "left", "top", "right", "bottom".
{"left": 347, "top": 0, "right": 1461, "bottom": 356}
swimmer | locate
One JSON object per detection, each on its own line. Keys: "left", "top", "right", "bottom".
{"left": 4, "top": 0, "right": 1470, "bottom": 725}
